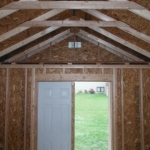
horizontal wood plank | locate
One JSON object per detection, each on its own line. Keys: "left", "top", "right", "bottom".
{"left": 36, "top": 74, "right": 113, "bottom": 81}
{"left": 1, "top": 1, "right": 145, "bottom": 10}
{"left": 20, "top": 20, "right": 129, "bottom": 27}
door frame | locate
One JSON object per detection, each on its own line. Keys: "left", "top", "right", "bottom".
{"left": 32, "top": 73, "right": 114, "bottom": 150}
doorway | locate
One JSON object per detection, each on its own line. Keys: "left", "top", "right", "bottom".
{"left": 75, "top": 82, "right": 110, "bottom": 150}
{"left": 35, "top": 73, "right": 113, "bottom": 150}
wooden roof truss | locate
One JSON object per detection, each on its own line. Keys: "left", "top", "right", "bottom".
{"left": 0, "top": 1, "right": 150, "bottom": 63}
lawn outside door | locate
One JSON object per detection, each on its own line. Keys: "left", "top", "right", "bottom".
{"left": 38, "top": 82, "right": 72, "bottom": 150}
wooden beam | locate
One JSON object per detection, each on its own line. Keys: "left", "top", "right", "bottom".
{"left": 5, "top": 68, "right": 10, "bottom": 150}
{"left": 1, "top": 1, "right": 145, "bottom": 10}
{"left": 131, "top": 9, "right": 150, "bottom": 21}
{"left": 109, "top": 0, "right": 150, "bottom": 20}
{"left": 30, "top": 68, "right": 35, "bottom": 150}
{"left": 76, "top": 32, "right": 132, "bottom": 61}
{"left": 121, "top": 68, "right": 124, "bottom": 150}
{"left": 83, "top": 9, "right": 150, "bottom": 44}
{"left": 24, "top": 68, "right": 27, "bottom": 150}
{"left": 79, "top": 30, "right": 143, "bottom": 61}
{"left": 36, "top": 74, "right": 113, "bottom": 82}
{"left": 140, "top": 69, "right": 144, "bottom": 149}
{"left": 0, "top": 26, "right": 60, "bottom": 57}
{"left": 6, "top": 30, "right": 72, "bottom": 62}
{"left": 0, "top": 10, "right": 18, "bottom": 19}
{"left": 113, "top": 68, "right": 117, "bottom": 150}
{"left": 20, "top": 20, "right": 129, "bottom": 27}
{"left": 0, "top": 0, "right": 38, "bottom": 19}
{"left": 0, "top": 9, "right": 65, "bottom": 43}
{"left": 89, "top": 26, "right": 150, "bottom": 58}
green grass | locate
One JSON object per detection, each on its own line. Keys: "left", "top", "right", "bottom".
{"left": 75, "top": 93, "right": 109, "bottom": 150}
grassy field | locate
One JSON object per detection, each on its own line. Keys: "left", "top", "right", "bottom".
{"left": 75, "top": 93, "right": 109, "bottom": 150}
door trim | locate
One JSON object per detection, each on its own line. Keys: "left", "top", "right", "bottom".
{"left": 32, "top": 74, "right": 113, "bottom": 150}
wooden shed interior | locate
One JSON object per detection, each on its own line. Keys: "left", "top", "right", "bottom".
{"left": 0, "top": 0, "right": 150, "bottom": 150}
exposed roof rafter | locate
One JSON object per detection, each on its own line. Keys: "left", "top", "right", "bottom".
{"left": 109, "top": 0, "right": 150, "bottom": 20}
{"left": 86, "top": 24, "right": 150, "bottom": 58}
{"left": 76, "top": 32, "right": 132, "bottom": 61}
{"left": 0, "top": 26, "right": 60, "bottom": 57}
{"left": 6, "top": 29, "right": 73, "bottom": 62}
{"left": 79, "top": 29, "right": 143, "bottom": 61}
{"left": 0, "top": 0, "right": 39, "bottom": 19}
{"left": 0, "top": 9, "right": 65, "bottom": 43}
{"left": 83, "top": 9, "right": 150, "bottom": 44}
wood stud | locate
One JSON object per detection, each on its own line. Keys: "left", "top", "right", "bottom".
{"left": 140, "top": 69, "right": 144, "bottom": 149}
{"left": 4, "top": 68, "right": 9, "bottom": 150}
{"left": 121, "top": 68, "right": 124, "bottom": 150}
{"left": 24, "top": 68, "right": 27, "bottom": 150}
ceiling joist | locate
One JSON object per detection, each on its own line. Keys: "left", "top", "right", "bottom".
{"left": 83, "top": 9, "right": 150, "bottom": 44}
{"left": 0, "top": 9, "right": 65, "bottom": 43}
{"left": 1, "top": 1, "right": 146, "bottom": 10}
{"left": 20, "top": 20, "right": 129, "bottom": 27}
{"left": 79, "top": 30, "right": 143, "bottom": 61}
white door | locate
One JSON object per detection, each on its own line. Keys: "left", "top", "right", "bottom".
{"left": 38, "top": 82, "right": 72, "bottom": 150}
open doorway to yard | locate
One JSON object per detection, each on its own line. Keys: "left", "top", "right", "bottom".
{"left": 75, "top": 82, "right": 110, "bottom": 150}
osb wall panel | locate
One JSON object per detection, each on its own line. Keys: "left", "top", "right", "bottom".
{"left": 143, "top": 69, "right": 150, "bottom": 149}
{"left": 116, "top": 69, "right": 122, "bottom": 150}
{"left": 0, "top": 69, "right": 6, "bottom": 150}
{"left": 123, "top": 69, "right": 140, "bottom": 150}
{"left": 84, "top": 68, "right": 102, "bottom": 74}
{"left": 65, "top": 68, "right": 83, "bottom": 74}
{"left": 104, "top": 68, "right": 113, "bottom": 74}
{"left": 35, "top": 68, "right": 44, "bottom": 75}
{"left": 1, "top": 66, "right": 150, "bottom": 150}
{"left": 46, "top": 68, "right": 63, "bottom": 74}
{"left": 26, "top": 69, "right": 32, "bottom": 150}
{"left": 26, "top": 36, "right": 123, "bottom": 62}
{"left": 8, "top": 68, "right": 25, "bottom": 150}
